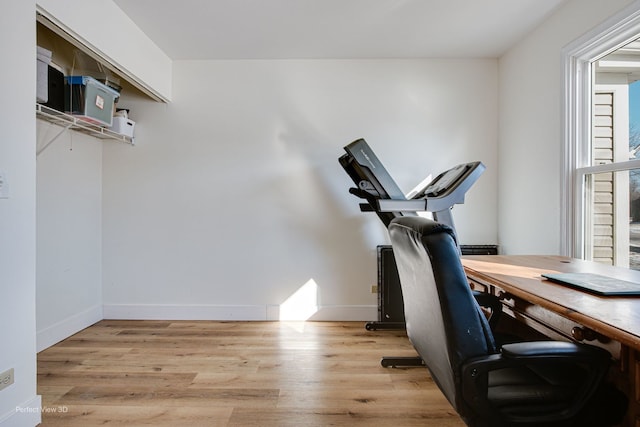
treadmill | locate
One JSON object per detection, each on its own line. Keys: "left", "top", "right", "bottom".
{"left": 339, "top": 139, "right": 490, "bottom": 366}
{"left": 339, "top": 138, "right": 485, "bottom": 243}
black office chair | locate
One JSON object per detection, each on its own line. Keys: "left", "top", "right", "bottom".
{"left": 388, "top": 216, "right": 626, "bottom": 427}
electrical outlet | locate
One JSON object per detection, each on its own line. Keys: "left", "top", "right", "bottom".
{"left": 0, "top": 171, "right": 8, "bottom": 199}
{"left": 371, "top": 285, "right": 378, "bottom": 294}
{"left": 0, "top": 369, "right": 14, "bottom": 391}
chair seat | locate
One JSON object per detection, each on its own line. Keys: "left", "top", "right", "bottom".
{"left": 488, "top": 362, "right": 587, "bottom": 411}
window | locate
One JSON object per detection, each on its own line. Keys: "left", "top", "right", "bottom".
{"left": 563, "top": 3, "right": 640, "bottom": 269}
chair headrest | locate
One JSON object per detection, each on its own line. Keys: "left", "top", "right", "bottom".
{"left": 389, "top": 216, "right": 457, "bottom": 243}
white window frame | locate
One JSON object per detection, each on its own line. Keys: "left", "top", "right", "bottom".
{"left": 562, "top": 1, "right": 640, "bottom": 258}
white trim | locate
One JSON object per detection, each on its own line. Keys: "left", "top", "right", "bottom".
{"left": 0, "top": 395, "right": 41, "bottom": 427}
{"left": 562, "top": 0, "right": 640, "bottom": 257}
{"left": 37, "top": 304, "right": 103, "bottom": 352}
{"left": 36, "top": 304, "right": 378, "bottom": 350}
{"left": 103, "top": 304, "right": 267, "bottom": 321}
{"left": 576, "top": 158, "right": 640, "bottom": 175}
{"left": 103, "top": 304, "right": 377, "bottom": 322}
{"left": 300, "top": 305, "right": 378, "bottom": 321}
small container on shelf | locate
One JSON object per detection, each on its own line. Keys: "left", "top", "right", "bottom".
{"left": 110, "top": 116, "right": 135, "bottom": 138}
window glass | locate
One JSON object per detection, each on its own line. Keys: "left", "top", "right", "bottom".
{"left": 586, "top": 38, "right": 640, "bottom": 269}
{"left": 584, "top": 170, "right": 634, "bottom": 267}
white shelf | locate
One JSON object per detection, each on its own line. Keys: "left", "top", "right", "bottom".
{"left": 36, "top": 103, "right": 134, "bottom": 145}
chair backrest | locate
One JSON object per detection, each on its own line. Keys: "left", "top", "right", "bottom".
{"left": 388, "top": 216, "right": 497, "bottom": 409}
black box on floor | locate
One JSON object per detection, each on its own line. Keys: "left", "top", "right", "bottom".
{"left": 460, "top": 244, "right": 499, "bottom": 255}
{"left": 376, "top": 244, "right": 498, "bottom": 324}
{"left": 377, "top": 245, "right": 405, "bottom": 323}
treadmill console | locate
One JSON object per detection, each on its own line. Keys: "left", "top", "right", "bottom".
{"left": 413, "top": 162, "right": 482, "bottom": 199}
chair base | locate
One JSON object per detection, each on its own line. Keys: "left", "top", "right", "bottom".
{"left": 364, "top": 321, "right": 405, "bottom": 331}
{"left": 380, "top": 356, "right": 425, "bottom": 368}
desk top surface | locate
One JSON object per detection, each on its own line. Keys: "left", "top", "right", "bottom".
{"left": 462, "top": 255, "right": 640, "bottom": 350}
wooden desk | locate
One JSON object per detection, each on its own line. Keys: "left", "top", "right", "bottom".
{"left": 462, "top": 255, "right": 640, "bottom": 427}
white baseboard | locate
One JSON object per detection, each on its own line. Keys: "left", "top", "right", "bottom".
{"left": 103, "top": 304, "right": 267, "bottom": 320}
{"left": 35, "top": 303, "right": 377, "bottom": 352}
{"left": 37, "top": 304, "right": 103, "bottom": 352}
{"left": 0, "top": 394, "right": 41, "bottom": 427}
{"left": 103, "top": 304, "right": 377, "bottom": 322}
{"left": 289, "top": 305, "right": 378, "bottom": 321}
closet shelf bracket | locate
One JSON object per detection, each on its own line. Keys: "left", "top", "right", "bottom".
{"left": 36, "top": 103, "right": 134, "bottom": 155}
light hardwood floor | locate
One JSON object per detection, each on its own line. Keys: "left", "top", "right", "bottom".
{"left": 37, "top": 320, "right": 465, "bottom": 426}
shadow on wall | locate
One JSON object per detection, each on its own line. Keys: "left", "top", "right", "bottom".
{"left": 264, "top": 94, "right": 385, "bottom": 311}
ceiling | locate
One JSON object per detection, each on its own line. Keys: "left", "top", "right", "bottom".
{"left": 113, "top": 0, "right": 569, "bottom": 60}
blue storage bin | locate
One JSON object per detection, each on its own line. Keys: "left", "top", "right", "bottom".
{"left": 64, "top": 76, "right": 120, "bottom": 127}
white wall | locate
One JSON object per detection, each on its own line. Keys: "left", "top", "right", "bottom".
{"left": 102, "top": 59, "right": 498, "bottom": 320}
{"left": 498, "top": 0, "right": 634, "bottom": 254}
{"left": 0, "top": 2, "right": 41, "bottom": 426}
{"left": 35, "top": 123, "right": 103, "bottom": 351}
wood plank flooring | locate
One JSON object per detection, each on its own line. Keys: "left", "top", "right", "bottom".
{"left": 37, "top": 320, "right": 464, "bottom": 426}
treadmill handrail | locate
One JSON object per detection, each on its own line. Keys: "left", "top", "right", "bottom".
{"left": 377, "top": 199, "right": 428, "bottom": 212}
{"left": 377, "top": 197, "right": 460, "bottom": 214}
